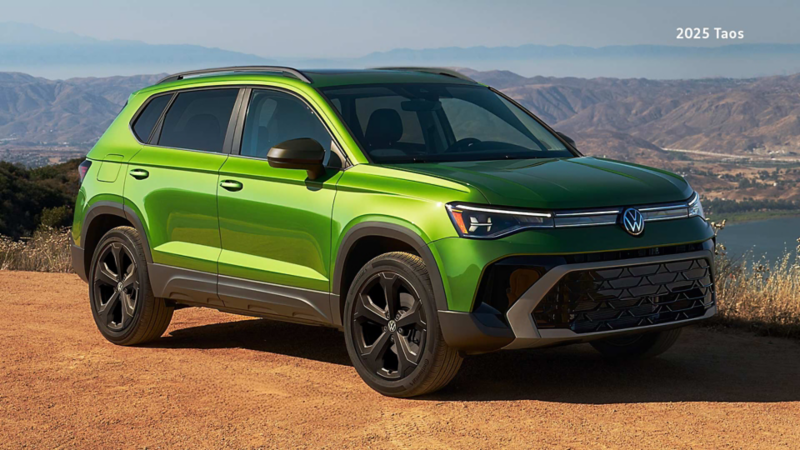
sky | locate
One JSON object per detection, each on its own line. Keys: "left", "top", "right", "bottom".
{"left": 2, "top": 0, "right": 799, "bottom": 58}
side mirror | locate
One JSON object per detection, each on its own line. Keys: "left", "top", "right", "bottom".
{"left": 267, "top": 138, "right": 325, "bottom": 180}
{"left": 557, "top": 131, "right": 576, "bottom": 148}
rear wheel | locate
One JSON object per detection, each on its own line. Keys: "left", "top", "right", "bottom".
{"left": 590, "top": 328, "right": 682, "bottom": 359}
{"left": 89, "top": 226, "right": 173, "bottom": 345}
{"left": 344, "top": 252, "right": 462, "bottom": 397}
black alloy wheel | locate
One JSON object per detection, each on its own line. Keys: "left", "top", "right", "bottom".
{"left": 93, "top": 241, "right": 140, "bottom": 332}
{"left": 88, "top": 226, "right": 173, "bottom": 345}
{"left": 351, "top": 272, "right": 428, "bottom": 380}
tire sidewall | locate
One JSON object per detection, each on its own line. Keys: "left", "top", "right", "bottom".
{"left": 88, "top": 228, "right": 149, "bottom": 343}
{"left": 343, "top": 254, "right": 444, "bottom": 396}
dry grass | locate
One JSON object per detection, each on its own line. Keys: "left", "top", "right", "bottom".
{"left": 711, "top": 220, "right": 800, "bottom": 339}
{"left": 0, "top": 227, "right": 73, "bottom": 272}
{"left": 0, "top": 225, "right": 798, "bottom": 338}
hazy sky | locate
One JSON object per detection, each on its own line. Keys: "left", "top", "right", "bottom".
{"left": 3, "top": 0, "right": 799, "bottom": 58}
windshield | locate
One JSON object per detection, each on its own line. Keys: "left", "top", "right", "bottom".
{"left": 320, "top": 83, "right": 574, "bottom": 164}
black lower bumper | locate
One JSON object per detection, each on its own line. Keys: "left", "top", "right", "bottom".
{"left": 71, "top": 243, "right": 87, "bottom": 282}
{"left": 437, "top": 303, "right": 514, "bottom": 354}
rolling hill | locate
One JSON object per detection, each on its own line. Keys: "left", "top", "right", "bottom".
{"left": 3, "top": 68, "right": 800, "bottom": 164}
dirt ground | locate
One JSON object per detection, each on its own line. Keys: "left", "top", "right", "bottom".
{"left": 1, "top": 272, "right": 799, "bottom": 449}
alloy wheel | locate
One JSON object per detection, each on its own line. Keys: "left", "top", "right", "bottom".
{"left": 351, "top": 272, "right": 428, "bottom": 380}
{"left": 93, "top": 242, "right": 139, "bottom": 332}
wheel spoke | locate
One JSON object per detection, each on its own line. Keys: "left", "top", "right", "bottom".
{"left": 120, "top": 291, "right": 136, "bottom": 326}
{"left": 122, "top": 264, "right": 138, "bottom": 288}
{"left": 99, "top": 291, "right": 120, "bottom": 325}
{"left": 355, "top": 294, "right": 389, "bottom": 325}
{"left": 380, "top": 273, "right": 400, "bottom": 319}
{"left": 395, "top": 334, "right": 420, "bottom": 373}
{"left": 361, "top": 331, "right": 391, "bottom": 369}
{"left": 111, "top": 243, "right": 123, "bottom": 278}
{"left": 396, "top": 301, "right": 424, "bottom": 329}
{"left": 97, "top": 264, "right": 118, "bottom": 286}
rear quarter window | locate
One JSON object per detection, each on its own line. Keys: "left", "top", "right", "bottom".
{"left": 131, "top": 94, "right": 171, "bottom": 142}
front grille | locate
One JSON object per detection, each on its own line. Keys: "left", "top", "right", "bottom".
{"left": 472, "top": 241, "right": 711, "bottom": 323}
{"left": 532, "top": 257, "right": 715, "bottom": 333}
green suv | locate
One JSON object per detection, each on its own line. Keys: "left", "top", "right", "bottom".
{"left": 72, "top": 66, "right": 716, "bottom": 397}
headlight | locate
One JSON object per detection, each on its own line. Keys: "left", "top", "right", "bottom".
{"left": 446, "top": 203, "right": 553, "bottom": 239}
{"left": 688, "top": 192, "right": 705, "bottom": 219}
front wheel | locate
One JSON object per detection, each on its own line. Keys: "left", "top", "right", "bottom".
{"left": 343, "top": 252, "right": 462, "bottom": 397}
{"left": 590, "top": 328, "right": 682, "bottom": 359}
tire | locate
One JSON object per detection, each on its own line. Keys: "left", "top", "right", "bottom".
{"left": 590, "top": 328, "right": 682, "bottom": 359}
{"left": 88, "top": 226, "right": 173, "bottom": 346}
{"left": 343, "top": 252, "right": 462, "bottom": 397}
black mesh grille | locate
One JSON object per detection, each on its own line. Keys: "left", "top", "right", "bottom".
{"left": 533, "top": 257, "right": 715, "bottom": 333}
{"left": 472, "top": 241, "right": 712, "bottom": 321}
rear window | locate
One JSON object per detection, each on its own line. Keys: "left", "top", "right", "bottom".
{"left": 158, "top": 89, "right": 238, "bottom": 153}
{"left": 132, "top": 94, "right": 170, "bottom": 142}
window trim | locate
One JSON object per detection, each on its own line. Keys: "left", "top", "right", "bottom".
{"left": 128, "top": 92, "right": 175, "bottom": 144}
{"left": 230, "top": 86, "right": 351, "bottom": 169}
{"left": 130, "top": 85, "right": 351, "bottom": 167}
{"left": 148, "top": 86, "right": 245, "bottom": 155}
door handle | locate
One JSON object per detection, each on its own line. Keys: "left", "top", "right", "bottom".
{"left": 129, "top": 168, "right": 149, "bottom": 180}
{"left": 220, "top": 180, "right": 243, "bottom": 192}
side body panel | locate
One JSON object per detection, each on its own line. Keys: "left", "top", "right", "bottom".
{"left": 124, "top": 147, "right": 228, "bottom": 274}
{"left": 217, "top": 158, "right": 342, "bottom": 291}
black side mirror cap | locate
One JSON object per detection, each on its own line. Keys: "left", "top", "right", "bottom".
{"left": 267, "top": 138, "right": 325, "bottom": 180}
{"left": 557, "top": 131, "right": 576, "bottom": 148}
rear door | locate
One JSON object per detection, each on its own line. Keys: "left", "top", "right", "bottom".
{"left": 125, "top": 87, "right": 243, "bottom": 305}
{"left": 215, "top": 87, "right": 345, "bottom": 323}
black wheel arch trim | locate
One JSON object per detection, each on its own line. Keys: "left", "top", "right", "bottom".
{"left": 332, "top": 222, "right": 450, "bottom": 322}
{"left": 77, "top": 201, "right": 154, "bottom": 278}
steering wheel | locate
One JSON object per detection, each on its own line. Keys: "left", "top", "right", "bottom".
{"left": 444, "top": 138, "right": 482, "bottom": 153}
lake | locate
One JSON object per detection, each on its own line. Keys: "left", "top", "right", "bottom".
{"left": 716, "top": 216, "right": 800, "bottom": 265}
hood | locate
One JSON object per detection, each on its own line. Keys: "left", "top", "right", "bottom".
{"left": 387, "top": 157, "right": 692, "bottom": 210}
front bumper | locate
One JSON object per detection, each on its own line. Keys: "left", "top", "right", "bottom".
{"left": 435, "top": 235, "right": 717, "bottom": 353}
{"left": 502, "top": 248, "right": 716, "bottom": 350}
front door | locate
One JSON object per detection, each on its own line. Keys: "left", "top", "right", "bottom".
{"left": 216, "top": 88, "right": 344, "bottom": 323}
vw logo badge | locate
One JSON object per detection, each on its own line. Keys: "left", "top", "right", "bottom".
{"left": 621, "top": 208, "right": 644, "bottom": 236}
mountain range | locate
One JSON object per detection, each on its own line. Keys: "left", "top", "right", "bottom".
{"left": 2, "top": 67, "right": 800, "bottom": 202}
{"left": 460, "top": 69, "right": 800, "bottom": 159}
{"left": 5, "top": 23, "right": 800, "bottom": 79}
{"left": 3, "top": 68, "right": 800, "bottom": 162}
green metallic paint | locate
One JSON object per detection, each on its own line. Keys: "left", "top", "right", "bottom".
{"left": 124, "top": 147, "right": 228, "bottom": 273}
{"left": 217, "top": 156, "right": 343, "bottom": 292}
{"left": 330, "top": 163, "right": 488, "bottom": 259}
{"left": 75, "top": 69, "right": 714, "bottom": 319}
{"left": 388, "top": 157, "right": 693, "bottom": 210}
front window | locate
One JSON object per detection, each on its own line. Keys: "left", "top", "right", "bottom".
{"left": 320, "top": 84, "right": 574, "bottom": 164}
{"left": 240, "top": 89, "right": 342, "bottom": 167}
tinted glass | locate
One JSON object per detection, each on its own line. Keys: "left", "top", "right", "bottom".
{"left": 240, "top": 89, "right": 338, "bottom": 166}
{"left": 321, "top": 84, "right": 573, "bottom": 164}
{"left": 132, "top": 94, "right": 170, "bottom": 142}
{"left": 158, "top": 89, "right": 238, "bottom": 152}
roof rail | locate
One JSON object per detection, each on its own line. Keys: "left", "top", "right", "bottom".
{"left": 156, "top": 66, "right": 312, "bottom": 84}
{"left": 371, "top": 67, "right": 478, "bottom": 83}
